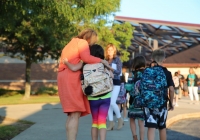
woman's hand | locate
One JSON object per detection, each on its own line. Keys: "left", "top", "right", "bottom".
{"left": 62, "top": 58, "right": 68, "bottom": 65}
{"left": 62, "top": 58, "right": 83, "bottom": 71}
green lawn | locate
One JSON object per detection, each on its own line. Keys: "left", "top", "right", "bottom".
{"left": 0, "top": 94, "right": 60, "bottom": 105}
{"left": 0, "top": 88, "right": 59, "bottom": 140}
{"left": 0, "top": 88, "right": 60, "bottom": 105}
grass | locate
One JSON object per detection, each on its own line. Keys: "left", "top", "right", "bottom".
{"left": 0, "top": 94, "right": 60, "bottom": 105}
{"left": 0, "top": 88, "right": 60, "bottom": 105}
{"left": 0, "top": 116, "right": 34, "bottom": 140}
{"left": 0, "top": 88, "right": 58, "bottom": 139}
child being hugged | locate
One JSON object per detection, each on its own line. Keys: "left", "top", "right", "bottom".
{"left": 64, "top": 44, "right": 113, "bottom": 140}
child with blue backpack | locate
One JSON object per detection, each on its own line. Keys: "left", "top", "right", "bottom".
{"left": 143, "top": 49, "right": 174, "bottom": 140}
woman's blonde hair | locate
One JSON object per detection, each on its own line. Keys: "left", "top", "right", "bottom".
{"left": 105, "top": 43, "right": 117, "bottom": 60}
{"left": 76, "top": 29, "right": 98, "bottom": 45}
{"left": 189, "top": 68, "right": 195, "bottom": 74}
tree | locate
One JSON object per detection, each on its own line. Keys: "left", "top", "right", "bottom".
{"left": 0, "top": 0, "right": 133, "bottom": 99}
{"left": 0, "top": 0, "right": 77, "bottom": 99}
{"left": 77, "top": 20, "right": 134, "bottom": 61}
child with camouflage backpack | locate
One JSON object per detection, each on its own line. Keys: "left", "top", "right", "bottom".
{"left": 143, "top": 49, "right": 174, "bottom": 140}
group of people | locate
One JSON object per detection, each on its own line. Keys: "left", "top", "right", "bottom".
{"left": 57, "top": 29, "right": 175, "bottom": 140}
{"left": 173, "top": 69, "right": 199, "bottom": 107}
{"left": 124, "top": 52, "right": 174, "bottom": 140}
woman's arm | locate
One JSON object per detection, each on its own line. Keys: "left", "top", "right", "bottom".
{"left": 77, "top": 40, "right": 113, "bottom": 69}
{"left": 63, "top": 58, "right": 83, "bottom": 71}
{"left": 102, "top": 60, "right": 114, "bottom": 72}
{"left": 109, "top": 70, "right": 114, "bottom": 79}
{"left": 78, "top": 40, "right": 101, "bottom": 64}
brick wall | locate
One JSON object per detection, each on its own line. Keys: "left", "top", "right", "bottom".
{"left": 0, "top": 63, "right": 58, "bottom": 91}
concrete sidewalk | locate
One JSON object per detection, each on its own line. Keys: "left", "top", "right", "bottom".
{"left": 0, "top": 96, "right": 199, "bottom": 140}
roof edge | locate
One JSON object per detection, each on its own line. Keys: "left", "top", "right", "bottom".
{"left": 163, "top": 63, "right": 200, "bottom": 68}
{"left": 115, "top": 16, "right": 200, "bottom": 29}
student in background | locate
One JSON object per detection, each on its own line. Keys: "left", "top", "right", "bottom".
{"left": 116, "top": 74, "right": 128, "bottom": 122}
{"left": 187, "top": 68, "right": 199, "bottom": 104}
{"left": 128, "top": 56, "right": 146, "bottom": 140}
{"left": 173, "top": 72, "right": 180, "bottom": 107}
{"left": 177, "top": 70, "right": 184, "bottom": 98}
{"left": 182, "top": 78, "right": 189, "bottom": 97}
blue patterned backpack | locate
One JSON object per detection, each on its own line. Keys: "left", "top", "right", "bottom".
{"left": 134, "top": 63, "right": 167, "bottom": 109}
{"left": 130, "top": 70, "right": 145, "bottom": 109}
{"left": 116, "top": 83, "right": 126, "bottom": 104}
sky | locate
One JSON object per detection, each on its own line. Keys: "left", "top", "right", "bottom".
{"left": 115, "top": 0, "right": 200, "bottom": 24}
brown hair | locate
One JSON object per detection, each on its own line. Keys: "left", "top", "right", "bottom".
{"left": 105, "top": 43, "right": 117, "bottom": 60}
{"left": 174, "top": 72, "right": 179, "bottom": 76}
{"left": 132, "top": 55, "right": 146, "bottom": 70}
{"left": 76, "top": 29, "right": 98, "bottom": 46}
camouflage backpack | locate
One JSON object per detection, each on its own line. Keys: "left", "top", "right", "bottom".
{"left": 134, "top": 64, "right": 167, "bottom": 109}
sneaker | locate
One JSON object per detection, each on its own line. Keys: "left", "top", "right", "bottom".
{"left": 123, "top": 118, "right": 129, "bottom": 122}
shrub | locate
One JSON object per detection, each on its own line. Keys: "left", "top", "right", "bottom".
{"left": 0, "top": 89, "right": 24, "bottom": 97}
{"left": 34, "top": 87, "right": 58, "bottom": 96}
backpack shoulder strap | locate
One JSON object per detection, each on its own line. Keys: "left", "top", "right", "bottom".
{"left": 149, "top": 61, "right": 159, "bottom": 67}
{"left": 133, "top": 69, "right": 143, "bottom": 83}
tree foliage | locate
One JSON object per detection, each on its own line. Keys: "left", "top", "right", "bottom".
{"left": 77, "top": 20, "right": 134, "bottom": 61}
{"left": 0, "top": 0, "right": 133, "bottom": 98}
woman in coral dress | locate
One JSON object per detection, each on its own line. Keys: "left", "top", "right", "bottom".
{"left": 57, "top": 29, "right": 107, "bottom": 140}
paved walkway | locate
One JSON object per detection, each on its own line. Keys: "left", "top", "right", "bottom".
{"left": 0, "top": 96, "right": 199, "bottom": 140}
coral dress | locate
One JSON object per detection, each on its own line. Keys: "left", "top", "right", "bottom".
{"left": 57, "top": 38, "right": 101, "bottom": 117}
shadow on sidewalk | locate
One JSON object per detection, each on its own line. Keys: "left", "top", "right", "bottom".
{"left": 167, "top": 118, "right": 200, "bottom": 140}
{"left": 0, "top": 107, "right": 6, "bottom": 124}
{"left": 167, "top": 129, "right": 200, "bottom": 140}
{"left": 0, "top": 102, "right": 200, "bottom": 140}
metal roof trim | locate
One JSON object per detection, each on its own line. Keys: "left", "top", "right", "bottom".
{"left": 115, "top": 16, "right": 200, "bottom": 29}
